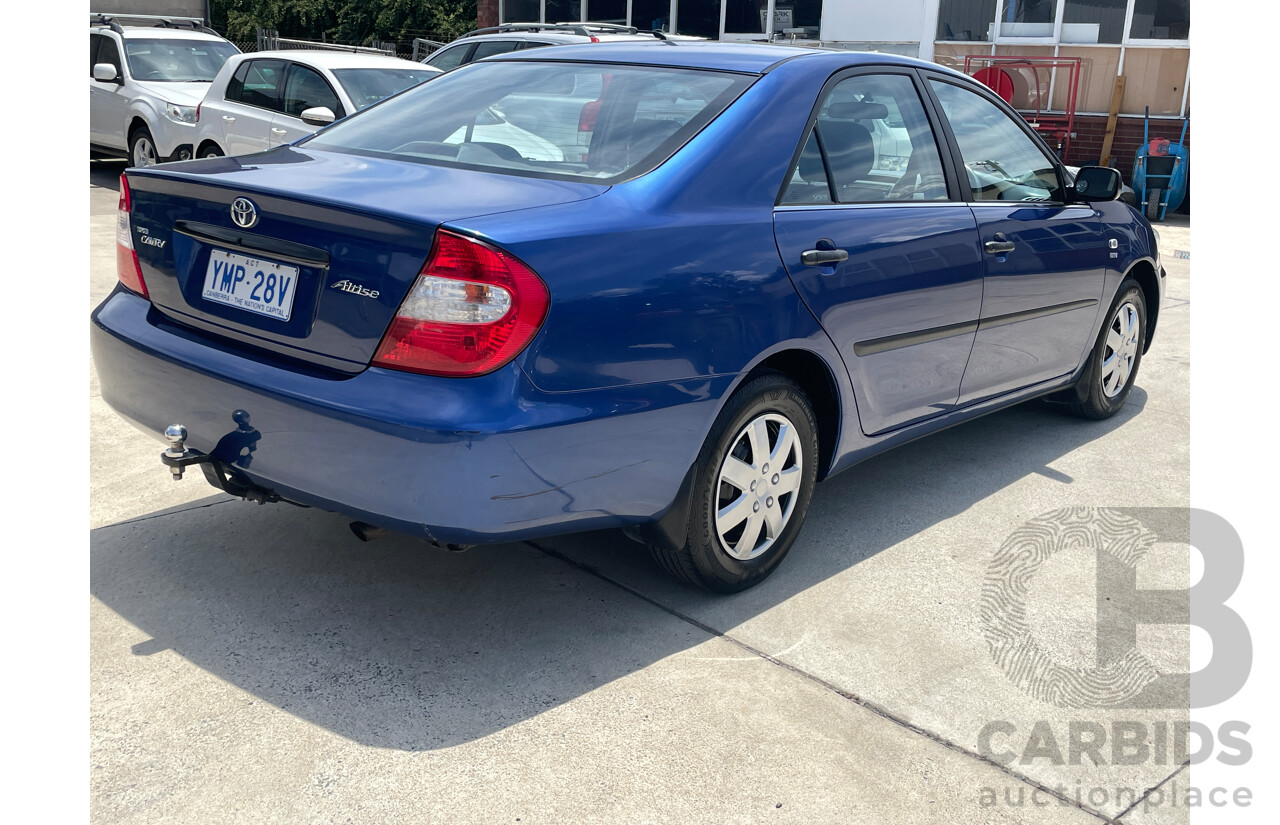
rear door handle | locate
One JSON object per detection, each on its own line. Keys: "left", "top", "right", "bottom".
{"left": 801, "top": 248, "right": 849, "bottom": 267}
{"left": 222, "top": 115, "right": 236, "bottom": 123}
{"left": 984, "top": 232, "right": 1015, "bottom": 254}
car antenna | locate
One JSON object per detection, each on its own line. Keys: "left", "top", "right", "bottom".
{"left": 650, "top": 29, "right": 675, "bottom": 43}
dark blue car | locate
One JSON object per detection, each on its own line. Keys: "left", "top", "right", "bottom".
{"left": 93, "top": 43, "right": 1164, "bottom": 592}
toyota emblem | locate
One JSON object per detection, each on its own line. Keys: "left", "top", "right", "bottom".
{"left": 230, "top": 197, "right": 258, "bottom": 229}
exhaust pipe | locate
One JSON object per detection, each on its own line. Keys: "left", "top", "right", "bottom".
{"left": 349, "top": 521, "right": 391, "bottom": 542}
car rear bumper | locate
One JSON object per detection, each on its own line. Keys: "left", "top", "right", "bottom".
{"left": 92, "top": 288, "right": 730, "bottom": 544}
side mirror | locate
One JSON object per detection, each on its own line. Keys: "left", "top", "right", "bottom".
{"left": 1071, "top": 166, "right": 1123, "bottom": 202}
{"left": 93, "top": 63, "right": 119, "bottom": 83}
{"left": 300, "top": 106, "right": 336, "bottom": 127}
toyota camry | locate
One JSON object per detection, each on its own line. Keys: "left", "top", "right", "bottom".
{"left": 92, "top": 43, "right": 1163, "bottom": 592}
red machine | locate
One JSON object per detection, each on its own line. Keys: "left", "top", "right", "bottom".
{"left": 963, "top": 55, "right": 1081, "bottom": 159}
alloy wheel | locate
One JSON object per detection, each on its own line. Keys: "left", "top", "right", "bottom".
{"left": 131, "top": 135, "right": 157, "bottom": 167}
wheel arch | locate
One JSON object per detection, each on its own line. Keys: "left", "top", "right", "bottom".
{"left": 742, "top": 348, "right": 842, "bottom": 481}
{"left": 1123, "top": 257, "right": 1160, "bottom": 352}
{"left": 196, "top": 139, "right": 223, "bottom": 157}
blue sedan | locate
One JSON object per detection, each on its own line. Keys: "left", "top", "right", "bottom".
{"left": 92, "top": 43, "right": 1163, "bottom": 592}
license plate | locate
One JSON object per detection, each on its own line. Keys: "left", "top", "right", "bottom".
{"left": 202, "top": 250, "right": 300, "bottom": 322}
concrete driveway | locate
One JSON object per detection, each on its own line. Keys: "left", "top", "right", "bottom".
{"left": 90, "top": 159, "right": 1191, "bottom": 824}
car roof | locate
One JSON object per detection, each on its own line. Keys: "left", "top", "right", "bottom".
{"left": 234, "top": 50, "right": 437, "bottom": 71}
{"left": 497, "top": 41, "right": 942, "bottom": 74}
{"left": 95, "top": 26, "right": 229, "bottom": 42}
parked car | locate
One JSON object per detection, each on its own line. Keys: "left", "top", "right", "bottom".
{"left": 421, "top": 22, "right": 698, "bottom": 71}
{"left": 93, "top": 43, "right": 1164, "bottom": 593}
{"left": 194, "top": 51, "right": 440, "bottom": 158}
{"left": 90, "top": 14, "right": 240, "bottom": 166}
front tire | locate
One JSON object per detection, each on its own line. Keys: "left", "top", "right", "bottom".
{"left": 1066, "top": 279, "right": 1146, "bottom": 420}
{"left": 649, "top": 373, "right": 819, "bottom": 592}
{"left": 129, "top": 127, "right": 159, "bottom": 168}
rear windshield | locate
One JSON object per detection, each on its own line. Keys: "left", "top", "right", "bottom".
{"left": 303, "top": 61, "right": 752, "bottom": 182}
{"left": 124, "top": 38, "right": 238, "bottom": 82}
{"left": 331, "top": 68, "right": 438, "bottom": 110}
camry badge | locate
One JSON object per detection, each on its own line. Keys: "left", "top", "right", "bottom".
{"left": 230, "top": 197, "right": 258, "bottom": 229}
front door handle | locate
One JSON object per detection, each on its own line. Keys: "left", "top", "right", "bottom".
{"left": 801, "top": 248, "right": 849, "bottom": 267}
{"left": 984, "top": 232, "right": 1015, "bottom": 254}
{"left": 271, "top": 127, "right": 287, "bottom": 135}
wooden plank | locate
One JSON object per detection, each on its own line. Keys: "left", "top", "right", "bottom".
{"left": 1099, "top": 76, "right": 1126, "bottom": 167}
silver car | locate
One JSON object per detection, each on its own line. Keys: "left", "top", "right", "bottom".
{"left": 193, "top": 51, "right": 440, "bottom": 159}
{"left": 90, "top": 14, "right": 240, "bottom": 166}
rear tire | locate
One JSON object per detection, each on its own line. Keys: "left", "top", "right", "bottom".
{"left": 1145, "top": 187, "right": 1162, "bottom": 221}
{"left": 648, "top": 373, "right": 819, "bottom": 593}
{"left": 200, "top": 144, "right": 224, "bottom": 159}
{"left": 1065, "top": 278, "right": 1146, "bottom": 420}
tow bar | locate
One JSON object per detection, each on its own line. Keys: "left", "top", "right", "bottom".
{"left": 160, "top": 424, "right": 285, "bottom": 505}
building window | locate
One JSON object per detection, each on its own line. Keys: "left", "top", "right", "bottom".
{"left": 587, "top": 0, "right": 628, "bottom": 24}
{"left": 1062, "top": 0, "right": 1127, "bottom": 44}
{"left": 1129, "top": 0, "right": 1189, "bottom": 40}
{"left": 996, "top": 0, "right": 1055, "bottom": 37}
{"left": 545, "top": 0, "right": 581, "bottom": 22}
{"left": 937, "top": 0, "right": 998, "bottom": 42}
{"left": 504, "top": 0, "right": 540, "bottom": 22}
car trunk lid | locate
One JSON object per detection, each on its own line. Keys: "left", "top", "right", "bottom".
{"left": 127, "top": 147, "right": 605, "bottom": 372}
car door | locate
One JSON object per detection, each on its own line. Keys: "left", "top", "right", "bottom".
{"left": 217, "top": 58, "right": 287, "bottom": 156}
{"left": 90, "top": 33, "right": 129, "bottom": 150}
{"left": 772, "top": 69, "right": 985, "bottom": 435}
{"left": 924, "top": 75, "right": 1108, "bottom": 403}
{"left": 271, "top": 62, "right": 347, "bottom": 146}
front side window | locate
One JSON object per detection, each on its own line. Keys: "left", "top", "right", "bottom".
{"left": 97, "top": 36, "right": 123, "bottom": 76}
{"left": 781, "top": 73, "right": 948, "bottom": 205}
{"left": 227, "top": 59, "right": 287, "bottom": 111}
{"left": 305, "top": 62, "right": 750, "bottom": 182}
{"left": 281, "top": 64, "right": 344, "bottom": 119}
{"left": 123, "top": 38, "right": 238, "bottom": 82}
{"left": 929, "top": 79, "right": 1060, "bottom": 202}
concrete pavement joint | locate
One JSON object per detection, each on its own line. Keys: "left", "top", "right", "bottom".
{"left": 1114, "top": 760, "right": 1190, "bottom": 822}
{"left": 524, "top": 539, "right": 1118, "bottom": 824}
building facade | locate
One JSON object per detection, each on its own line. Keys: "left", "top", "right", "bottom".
{"left": 482, "top": 0, "right": 1189, "bottom": 177}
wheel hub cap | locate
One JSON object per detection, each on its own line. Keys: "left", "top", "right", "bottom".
{"left": 714, "top": 413, "right": 803, "bottom": 560}
{"left": 1101, "top": 301, "right": 1141, "bottom": 398}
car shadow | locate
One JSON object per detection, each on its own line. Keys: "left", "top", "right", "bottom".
{"left": 90, "top": 388, "right": 1151, "bottom": 751}
{"left": 91, "top": 159, "right": 127, "bottom": 191}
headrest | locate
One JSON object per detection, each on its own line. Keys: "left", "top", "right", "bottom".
{"left": 827, "top": 101, "right": 889, "bottom": 120}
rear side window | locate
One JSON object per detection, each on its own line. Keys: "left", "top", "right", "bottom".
{"left": 305, "top": 62, "right": 752, "bottom": 183}
{"left": 782, "top": 73, "right": 948, "bottom": 205}
{"left": 425, "top": 43, "right": 472, "bottom": 71}
{"left": 469, "top": 41, "right": 522, "bottom": 61}
{"left": 282, "top": 64, "right": 344, "bottom": 119}
{"left": 227, "top": 59, "right": 287, "bottom": 111}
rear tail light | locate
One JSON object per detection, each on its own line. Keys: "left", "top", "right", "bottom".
{"left": 371, "top": 230, "right": 549, "bottom": 377}
{"left": 116, "top": 174, "right": 148, "bottom": 298}
{"left": 195, "top": 102, "right": 201, "bottom": 122}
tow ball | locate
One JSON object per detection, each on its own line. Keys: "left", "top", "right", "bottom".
{"left": 159, "top": 423, "right": 284, "bottom": 505}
